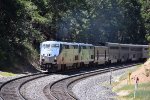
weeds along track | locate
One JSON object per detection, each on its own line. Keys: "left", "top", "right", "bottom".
{"left": 44, "top": 63, "right": 140, "bottom": 100}
{"left": 0, "top": 72, "right": 48, "bottom": 100}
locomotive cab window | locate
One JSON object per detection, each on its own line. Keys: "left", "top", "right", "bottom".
{"left": 73, "top": 45, "right": 78, "bottom": 49}
{"left": 82, "top": 46, "right": 87, "bottom": 49}
{"left": 63, "top": 45, "right": 70, "bottom": 49}
{"left": 90, "top": 46, "right": 94, "bottom": 49}
{"left": 42, "top": 44, "right": 50, "bottom": 49}
{"left": 51, "top": 44, "right": 59, "bottom": 47}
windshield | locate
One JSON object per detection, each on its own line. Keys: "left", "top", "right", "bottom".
{"left": 42, "top": 44, "right": 50, "bottom": 49}
{"left": 51, "top": 44, "right": 59, "bottom": 48}
{"left": 42, "top": 43, "right": 59, "bottom": 49}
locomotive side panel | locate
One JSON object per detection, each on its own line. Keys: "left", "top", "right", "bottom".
{"left": 57, "top": 43, "right": 79, "bottom": 70}
{"left": 78, "top": 44, "right": 94, "bottom": 65}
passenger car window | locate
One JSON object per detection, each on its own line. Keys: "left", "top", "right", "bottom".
{"left": 131, "top": 48, "right": 142, "bottom": 51}
{"left": 121, "top": 47, "right": 129, "bottom": 50}
{"left": 110, "top": 46, "right": 119, "bottom": 49}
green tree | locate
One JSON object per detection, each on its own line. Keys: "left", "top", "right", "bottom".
{"left": 140, "top": 0, "right": 150, "bottom": 42}
{"left": 120, "top": 0, "right": 147, "bottom": 44}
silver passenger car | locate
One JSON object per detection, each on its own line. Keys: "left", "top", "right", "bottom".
{"left": 141, "top": 45, "right": 149, "bottom": 60}
{"left": 129, "top": 45, "right": 142, "bottom": 61}
{"left": 94, "top": 46, "right": 109, "bottom": 65}
{"left": 106, "top": 42, "right": 120, "bottom": 63}
{"left": 120, "top": 44, "right": 130, "bottom": 62}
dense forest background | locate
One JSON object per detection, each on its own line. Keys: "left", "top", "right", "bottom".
{"left": 0, "top": 0, "right": 150, "bottom": 72}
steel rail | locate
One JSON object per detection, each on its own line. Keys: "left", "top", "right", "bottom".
{"left": 44, "top": 63, "right": 141, "bottom": 100}
{"left": 0, "top": 72, "right": 47, "bottom": 100}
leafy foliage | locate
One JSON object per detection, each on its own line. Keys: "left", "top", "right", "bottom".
{"left": 0, "top": 0, "right": 149, "bottom": 70}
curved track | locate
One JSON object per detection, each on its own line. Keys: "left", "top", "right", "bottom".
{"left": 44, "top": 63, "right": 140, "bottom": 100}
{"left": 0, "top": 73, "right": 48, "bottom": 100}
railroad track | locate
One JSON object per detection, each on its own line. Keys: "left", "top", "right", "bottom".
{"left": 44, "top": 63, "right": 140, "bottom": 100}
{"left": 0, "top": 72, "right": 48, "bottom": 100}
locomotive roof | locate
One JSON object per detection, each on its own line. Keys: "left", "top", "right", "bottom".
{"left": 94, "top": 46, "right": 108, "bottom": 48}
{"left": 41, "top": 41, "right": 93, "bottom": 46}
{"left": 78, "top": 43, "right": 93, "bottom": 46}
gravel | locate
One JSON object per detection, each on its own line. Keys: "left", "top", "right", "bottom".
{"left": 20, "top": 74, "right": 69, "bottom": 100}
{"left": 0, "top": 74, "right": 26, "bottom": 86}
{"left": 72, "top": 66, "right": 136, "bottom": 100}
{"left": 0, "top": 65, "right": 137, "bottom": 100}
{"left": 0, "top": 73, "right": 27, "bottom": 100}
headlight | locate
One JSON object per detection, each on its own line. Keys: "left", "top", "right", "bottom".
{"left": 54, "top": 56, "right": 57, "bottom": 62}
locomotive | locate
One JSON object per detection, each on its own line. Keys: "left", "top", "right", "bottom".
{"left": 40, "top": 41, "right": 149, "bottom": 72}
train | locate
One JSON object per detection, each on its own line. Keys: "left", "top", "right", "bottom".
{"left": 40, "top": 41, "right": 149, "bottom": 72}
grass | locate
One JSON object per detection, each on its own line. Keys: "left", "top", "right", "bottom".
{"left": 114, "top": 79, "right": 150, "bottom": 100}
{"left": 0, "top": 72, "right": 16, "bottom": 77}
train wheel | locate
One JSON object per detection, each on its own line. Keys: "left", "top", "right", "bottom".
{"left": 61, "top": 64, "right": 65, "bottom": 71}
{"left": 95, "top": 62, "right": 98, "bottom": 67}
{"left": 76, "top": 63, "right": 80, "bottom": 68}
{"left": 47, "top": 64, "right": 52, "bottom": 73}
{"left": 73, "top": 63, "right": 77, "bottom": 69}
{"left": 109, "top": 60, "right": 111, "bottom": 64}
{"left": 105, "top": 61, "right": 107, "bottom": 65}
{"left": 51, "top": 65, "right": 57, "bottom": 72}
{"left": 88, "top": 62, "right": 93, "bottom": 67}
{"left": 64, "top": 64, "right": 67, "bottom": 70}
{"left": 81, "top": 62, "right": 84, "bottom": 68}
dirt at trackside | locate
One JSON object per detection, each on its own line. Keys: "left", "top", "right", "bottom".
{"left": 114, "top": 59, "right": 150, "bottom": 86}
{"left": 113, "top": 59, "right": 150, "bottom": 97}
{"left": 130, "top": 59, "right": 150, "bottom": 84}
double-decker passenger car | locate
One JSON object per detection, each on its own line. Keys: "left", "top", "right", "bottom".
{"left": 130, "top": 45, "right": 142, "bottom": 61}
{"left": 142, "top": 45, "right": 149, "bottom": 60}
{"left": 94, "top": 46, "right": 109, "bottom": 65}
{"left": 120, "top": 44, "right": 130, "bottom": 62}
{"left": 106, "top": 43, "right": 120, "bottom": 63}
